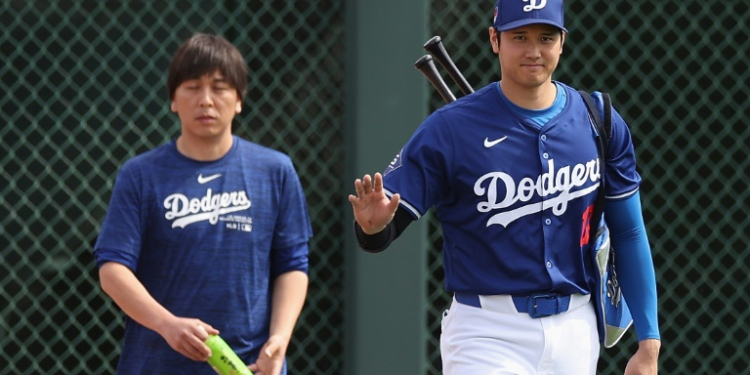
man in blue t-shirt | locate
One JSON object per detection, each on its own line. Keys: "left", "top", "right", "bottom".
{"left": 349, "top": 0, "right": 660, "bottom": 374}
{"left": 94, "top": 33, "right": 312, "bottom": 375}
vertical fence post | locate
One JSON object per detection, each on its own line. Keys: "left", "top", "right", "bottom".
{"left": 344, "top": 0, "right": 428, "bottom": 374}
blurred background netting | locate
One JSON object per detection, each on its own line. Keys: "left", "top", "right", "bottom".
{"left": 0, "top": 1, "right": 345, "bottom": 373}
{"left": 426, "top": 1, "right": 750, "bottom": 374}
{"left": 1, "top": 0, "right": 748, "bottom": 374}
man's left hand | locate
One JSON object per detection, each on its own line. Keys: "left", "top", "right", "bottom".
{"left": 248, "top": 335, "right": 288, "bottom": 375}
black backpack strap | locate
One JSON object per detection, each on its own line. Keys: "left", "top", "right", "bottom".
{"left": 602, "top": 93, "right": 612, "bottom": 145}
{"left": 578, "top": 90, "right": 611, "bottom": 246}
{"left": 579, "top": 90, "right": 611, "bottom": 153}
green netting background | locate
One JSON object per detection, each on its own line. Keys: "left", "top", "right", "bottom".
{"left": 1, "top": 1, "right": 748, "bottom": 374}
{"left": 0, "top": 1, "right": 345, "bottom": 373}
{"left": 425, "top": 1, "right": 750, "bottom": 375}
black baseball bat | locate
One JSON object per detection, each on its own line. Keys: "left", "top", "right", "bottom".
{"left": 423, "top": 36, "right": 474, "bottom": 96}
{"left": 414, "top": 55, "right": 456, "bottom": 104}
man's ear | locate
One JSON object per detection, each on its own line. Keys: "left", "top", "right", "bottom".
{"left": 171, "top": 101, "right": 177, "bottom": 113}
{"left": 489, "top": 27, "right": 500, "bottom": 53}
{"left": 560, "top": 31, "right": 566, "bottom": 54}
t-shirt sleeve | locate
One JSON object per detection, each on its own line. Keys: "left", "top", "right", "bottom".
{"left": 93, "top": 162, "right": 144, "bottom": 271}
{"left": 271, "top": 242, "right": 309, "bottom": 277}
{"left": 270, "top": 159, "right": 312, "bottom": 275}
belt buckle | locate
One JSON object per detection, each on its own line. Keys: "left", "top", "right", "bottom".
{"left": 527, "top": 294, "right": 560, "bottom": 318}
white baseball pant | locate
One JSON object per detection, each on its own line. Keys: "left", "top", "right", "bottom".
{"left": 440, "top": 293, "right": 599, "bottom": 375}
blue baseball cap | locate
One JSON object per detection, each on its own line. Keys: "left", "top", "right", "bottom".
{"left": 493, "top": 0, "right": 567, "bottom": 32}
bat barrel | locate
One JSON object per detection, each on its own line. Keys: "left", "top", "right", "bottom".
{"left": 423, "top": 36, "right": 474, "bottom": 96}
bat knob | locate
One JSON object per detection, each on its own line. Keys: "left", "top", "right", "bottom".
{"left": 423, "top": 35, "right": 442, "bottom": 49}
{"left": 414, "top": 54, "right": 433, "bottom": 69}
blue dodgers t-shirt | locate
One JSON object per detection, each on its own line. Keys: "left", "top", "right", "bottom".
{"left": 94, "top": 136, "right": 312, "bottom": 374}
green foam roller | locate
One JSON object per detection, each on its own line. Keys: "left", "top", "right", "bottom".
{"left": 205, "top": 335, "right": 254, "bottom": 375}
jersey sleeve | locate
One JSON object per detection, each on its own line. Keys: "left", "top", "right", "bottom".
{"left": 382, "top": 110, "right": 454, "bottom": 218}
{"left": 93, "top": 161, "right": 145, "bottom": 271}
{"left": 593, "top": 93, "right": 642, "bottom": 200}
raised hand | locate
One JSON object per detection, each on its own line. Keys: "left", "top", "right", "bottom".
{"left": 348, "top": 172, "right": 401, "bottom": 234}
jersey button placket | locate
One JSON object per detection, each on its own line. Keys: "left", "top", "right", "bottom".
{"left": 539, "top": 138, "right": 554, "bottom": 277}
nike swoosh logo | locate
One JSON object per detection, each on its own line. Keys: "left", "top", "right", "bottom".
{"left": 197, "top": 173, "right": 222, "bottom": 184}
{"left": 484, "top": 136, "right": 508, "bottom": 148}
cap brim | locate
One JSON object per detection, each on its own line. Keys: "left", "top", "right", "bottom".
{"left": 496, "top": 19, "right": 567, "bottom": 32}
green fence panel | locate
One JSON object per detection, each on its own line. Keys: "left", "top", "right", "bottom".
{"left": 0, "top": 1, "right": 344, "bottom": 373}
{"left": 425, "top": 1, "right": 750, "bottom": 374}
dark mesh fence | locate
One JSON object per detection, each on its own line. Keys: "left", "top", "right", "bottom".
{"left": 1, "top": 0, "right": 748, "bottom": 374}
{"left": 426, "top": 1, "right": 750, "bottom": 374}
{"left": 0, "top": 1, "right": 344, "bottom": 373}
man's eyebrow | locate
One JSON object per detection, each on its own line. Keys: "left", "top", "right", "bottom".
{"left": 507, "top": 28, "right": 558, "bottom": 36}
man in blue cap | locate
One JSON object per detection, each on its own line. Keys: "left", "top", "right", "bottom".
{"left": 349, "top": 0, "right": 661, "bottom": 373}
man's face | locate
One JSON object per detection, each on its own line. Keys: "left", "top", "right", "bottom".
{"left": 170, "top": 70, "right": 242, "bottom": 139}
{"left": 490, "top": 24, "right": 565, "bottom": 89}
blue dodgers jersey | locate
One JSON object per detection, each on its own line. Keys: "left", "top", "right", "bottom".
{"left": 94, "top": 136, "right": 312, "bottom": 375}
{"left": 383, "top": 82, "right": 640, "bottom": 296}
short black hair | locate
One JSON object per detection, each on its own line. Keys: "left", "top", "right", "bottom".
{"left": 167, "top": 33, "right": 248, "bottom": 100}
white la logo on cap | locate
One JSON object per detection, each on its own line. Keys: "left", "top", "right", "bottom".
{"left": 523, "top": 0, "right": 547, "bottom": 12}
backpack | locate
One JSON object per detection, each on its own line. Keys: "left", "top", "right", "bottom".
{"left": 578, "top": 90, "right": 634, "bottom": 348}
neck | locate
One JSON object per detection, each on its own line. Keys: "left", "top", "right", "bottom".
{"left": 176, "top": 133, "right": 234, "bottom": 161}
{"left": 499, "top": 80, "right": 557, "bottom": 110}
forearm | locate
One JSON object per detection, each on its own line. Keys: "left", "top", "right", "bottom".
{"left": 99, "top": 262, "right": 175, "bottom": 333}
{"left": 355, "top": 206, "right": 415, "bottom": 252}
{"left": 269, "top": 270, "right": 308, "bottom": 342}
{"left": 615, "top": 234, "right": 659, "bottom": 342}
{"left": 606, "top": 192, "right": 660, "bottom": 342}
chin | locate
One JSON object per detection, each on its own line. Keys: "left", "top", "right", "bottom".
{"left": 525, "top": 75, "right": 552, "bottom": 86}
{"left": 185, "top": 126, "right": 230, "bottom": 140}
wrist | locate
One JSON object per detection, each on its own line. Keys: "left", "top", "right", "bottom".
{"left": 265, "top": 333, "right": 291, "bottom": 356}
{"left": 355, "top": 220, "right": 387, "bottom": 237}
{"left": 362, "top": 225, "right": 386, "bottom": 235}
{"left": 356, "top": 218, "right": 387, "bottom": 235}
{"left": 269, "top": 333, "right": 291, "bottom": 343}
{"left": 152, "top": 312, "right": 177, "bottom": 336}
{"left": 638, "top": 338, "right": 661, "bottom": 357}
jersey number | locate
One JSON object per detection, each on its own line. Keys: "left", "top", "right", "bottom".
{"left": 580, "top": 205, "right": 594, "bottom": 246}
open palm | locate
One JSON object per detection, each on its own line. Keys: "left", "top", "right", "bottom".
{"left": 348, "top": 172, "right": 401, "bottom": 234}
